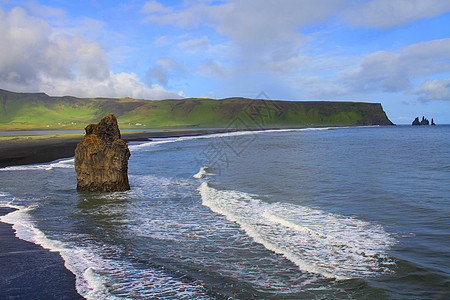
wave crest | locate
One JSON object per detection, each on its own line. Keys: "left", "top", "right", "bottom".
{"left": 193, "top": 167, "right": 215, "bottom": 179}
{"left": 199, "top": 182, "right": 396, "bottom": 280}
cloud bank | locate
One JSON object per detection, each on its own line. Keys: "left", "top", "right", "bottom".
{"left": 339, "top": 39, "right": 450, "bottom": 93}
{"left": 143, "top": 0, "right": 450, "bottom": 102}
{"left": 344, "top": 0, "right": 450, "bottom": 29}
{"left": 144, "top": 0, "right": 345, "bottom": 74}
{"left": 0, "top": 6, "right": 183, "bottom": 99}
{"left": 414, "top": 78, "right": 450, "bottom": 101}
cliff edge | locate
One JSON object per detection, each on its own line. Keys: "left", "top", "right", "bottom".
{"left": 0, "top": 89, "right": 394, "bottom": 129}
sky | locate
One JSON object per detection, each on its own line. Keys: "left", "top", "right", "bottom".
{"left": 1, "top": 0, "right": 450, "bottom": 124}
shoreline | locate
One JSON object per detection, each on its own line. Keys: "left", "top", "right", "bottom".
{"left": 0, "top": 128, "right": 239, "bottom": 168}
{"left": 0, "top": 207, "right": 84, "bottom": 299}
{"left": 0, "top": 125, "right": 393, "bottom": 168}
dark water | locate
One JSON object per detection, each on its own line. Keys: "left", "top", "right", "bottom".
{"left": 0, "top": 126, "right": 449, "bottom": 299}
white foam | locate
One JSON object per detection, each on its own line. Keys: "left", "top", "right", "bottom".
{"left": 0, "top": 158, "right": 74, "bottom": 171}
{"left": 199, "top": 182, "right": 396, "bottom": 280}
{"left": 262, "top": 211, "right": 327, "bottom": 238}
{"left": 128, "top": 138, "right": 185, "bottom": 150}
{"left": 193, "top": 167, "right": 215, "bottom": 179}
{"left": 196, "top": 127, "right": 334, "bottom": 139}
{"left": 129, "top": 127, "right": 340, "bottom": 152}
{"left": 0, "top": 203, "right": 209, "bottom": 299}
{"left": 130, "top": 174, "right": 195, "bottom": 200}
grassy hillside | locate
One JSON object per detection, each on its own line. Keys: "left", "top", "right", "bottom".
{"left": 0, "top": 89, "right": 393, "bottom": 130}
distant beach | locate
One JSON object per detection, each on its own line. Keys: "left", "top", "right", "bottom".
{"left": 0, "top": 128, "right": 239, "bottom": 168}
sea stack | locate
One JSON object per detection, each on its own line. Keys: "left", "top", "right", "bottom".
{"left": 412, "top": 116, "right": 432, "bottom": 126}
{"left": 75, "top": 114, "right": 130, "bottom": 192}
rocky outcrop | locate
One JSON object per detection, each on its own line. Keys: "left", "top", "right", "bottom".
{"left": 412, "top": 116, "right": 433, "bottom": 126}
{"left": 75, "top": 114, "right": 130, "bottom": 192}
{"left": 421, "top": 116, "right": 430, "bottom": 125}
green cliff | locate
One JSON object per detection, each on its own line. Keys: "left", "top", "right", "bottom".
{"left": 0, "top": 89, "right": 393, "bottom": 130}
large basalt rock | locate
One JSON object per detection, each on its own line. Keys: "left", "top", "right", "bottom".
{"left": 75, "top": 114, "right": 130, "bottom": 192}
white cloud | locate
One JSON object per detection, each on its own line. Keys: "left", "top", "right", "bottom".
{"left": 143, "top": 1, "right": 208, "bottom": 28}
{"left": 197, "top": 60, "right": 228, "bottom": 78}
{"left": 156, "top": 59, "right": 175, "bottom": 68}
{"left": 146, "top": 59, "right": 187, "bottom": 86}
{"left": 344, "top": 0, "right": 450, "bottom": 29}
{"left": 144, "top": 0, "right": 344, "bottom": 43}
{"left": 339, "top": 39, "right": 450, "bottom": 94}
{"left": 154, "top": 35, "right": 168, "bottom": 45}
{"left": 414, "top": 78, "right": 450, "bottom": 100}
{"left": 211, "top": 0, "right": 343, "bottom": 45}
{"left": 178, "top": 36, "right": 210, "bottom": 53}
{"left": 0, "top": 6, "right": 183, "bottom": 100}
{"left": 294, "top": 39, "right": 450, "bottom": 100}
{"left": 0, "top": 7, "right": 57, "bottom": 83}
{"left": 142, "top": 0, "right": 345, "bottom": 74}
{"left": 25, "top": 0, "right": 66, "bottom": 18}
{"left": 143, "top": 0, "right": 450, "bottom": 79}
{"left": 141, "top": 0, "right": 172, "bottom": 14}
{"left": 40, "top": 71, "right": 184, "bottom": 99}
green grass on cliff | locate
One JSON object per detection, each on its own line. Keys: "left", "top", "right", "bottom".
{"left": 0, "top": 89, "right": 393, "bottom": 130}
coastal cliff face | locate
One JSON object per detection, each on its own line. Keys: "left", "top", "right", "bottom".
{"left": 75, "top": 114, "right": 130, "bottom": 192}
{"left": 0, "top": 89, "right": 394, "bottom": 130}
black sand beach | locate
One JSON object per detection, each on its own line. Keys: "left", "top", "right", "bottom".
{"left": 0, "top": 207, "right": 83, "bottom": 299}
{"left": 0, "top": 129, "right": 235, "bottom": 168}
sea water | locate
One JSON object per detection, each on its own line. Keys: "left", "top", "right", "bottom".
{"left": 0, "top": 126, "right": 449, "bottom": 299}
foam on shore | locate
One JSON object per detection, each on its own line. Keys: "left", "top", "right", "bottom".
{"left": 0, "top": 158, "right": 74, "bottom": 171}
{"left": 0, "top": 192, "right": 210, "bottom": 299}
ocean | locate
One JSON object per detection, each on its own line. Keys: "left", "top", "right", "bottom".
{"left": 0, "top": 125, "right": 449, "bottom": 299}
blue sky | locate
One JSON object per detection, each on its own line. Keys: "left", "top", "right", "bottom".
{"left": 1, "top": 0, "right": 449, "bottom": 124}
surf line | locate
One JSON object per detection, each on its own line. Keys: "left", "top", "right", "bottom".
{"left": 197, "top": 182, "right": 396, "bottom": 280}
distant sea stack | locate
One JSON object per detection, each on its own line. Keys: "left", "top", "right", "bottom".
{"left": 412, "top": 116, "right": 435, "bottom": 126}
{"left": 75, "top": 114, "right": 130, "bottom": 192}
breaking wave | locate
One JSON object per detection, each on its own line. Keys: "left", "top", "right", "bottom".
{"left": 198, "top": 182, "right": 396, "bottom": 280}
{"left": 193, "top": 167, "right": 215, "bottom": 179}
